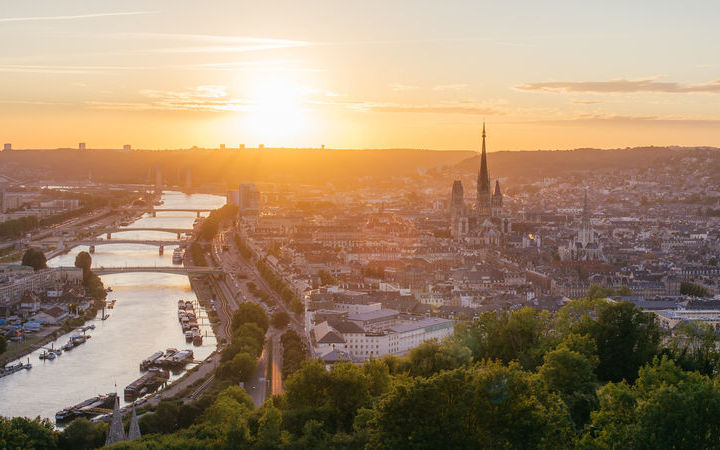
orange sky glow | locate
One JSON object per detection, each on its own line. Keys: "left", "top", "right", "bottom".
{"left": 2, "top": 1, "right": 720, "bottom": 150}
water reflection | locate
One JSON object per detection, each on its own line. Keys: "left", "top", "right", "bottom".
{"left": 0, "top": 191, "right": 224, "bottom": 421}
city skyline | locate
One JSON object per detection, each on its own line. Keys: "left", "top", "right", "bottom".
{"left": 2, "top": 0, "right": 720, "bottom": 150}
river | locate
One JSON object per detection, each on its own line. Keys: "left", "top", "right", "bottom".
{"left": 0, "top": 191, "right": 225, "bottom": 422}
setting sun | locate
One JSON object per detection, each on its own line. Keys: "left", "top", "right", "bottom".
{"left": 245, "top": 78, "right": 309, "bottom": 143}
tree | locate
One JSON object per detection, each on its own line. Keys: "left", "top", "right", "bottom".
{"left": 580, "top": 357, "right": 720, "bottom": 449}
{"left": 138, "top": 400, "right": 180, "bottom": 435}
{"left": 231, "top": 302, "right": 269, "bottom": 334}
{"left": 257, "top": 401, "right": 284, "bottom": 449}
{"left": 271, "top": 311, "right": 290, "bottom": 329}
{"left": 680, "top": 281, "right": 710, "bottom": 297}
{"left": 661, "top": 321, "right": 720, "bottom": 376}
{"left": 576, "top": 301, "right": 660, "bottom": 382}
{"left": 0, "top": 416, "right": 58, "bottom": 449}
{"left": 21, "top": 248, "right": 47, "bottom": 271}
{"left": 402, "top": 340, "right": 472, "bottom": 377}
{"left": 232, "top": 352, "right": 257, "bottom": 382}
{"left": 74, "top": 251, "right": 92, "bottom": 273}
{"left": 539, "top": 347, "right": 598, "bottom": 427}
{"left": 60, "top": 418, "right": 103, "bottom": 449}
{"left": 369, "top": 362, "right": 573, "bottom": 449}
{"left": 0, "top": 335, "right": 6, "bottom": 355}
{"left": 454, "top": 307, "right": 554, "bottom": 370}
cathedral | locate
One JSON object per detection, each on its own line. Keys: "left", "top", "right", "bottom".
{"left": 449, "top": 124, "right": 511, "bottom": 243}
{"left": 559, "top": 190, "right": 604, "bottom": 262}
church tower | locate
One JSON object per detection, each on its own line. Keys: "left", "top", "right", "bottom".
{"left": 450, "top": 180, "right": 464, "bottom": 217}
{"left": 491, "top": 179, "right": 503, "bottom": 217}
{"left": 476, "top": 123, "right": 492, "bottom": 217}
{"left": 578, "top": 189, "right": 593, "bottom": 245}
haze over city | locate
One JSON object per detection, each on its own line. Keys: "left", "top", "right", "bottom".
{"left": 3, "top": 0, "right": 720, "bottom": 150}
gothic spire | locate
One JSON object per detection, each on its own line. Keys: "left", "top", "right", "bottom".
{"left": 105, "top": 395, "right": 126, "bottom": 446}
{"left": 582, "top": 189, "right": 589, "bottom": 225}
{"left": 494, "top": 179, "right": 502, "bottom": 196}
{"left": 478, "top": 122, "right": 490, "bottom": 194}
{"left": 128, "top": 405, "right": 142, "bottom": 441}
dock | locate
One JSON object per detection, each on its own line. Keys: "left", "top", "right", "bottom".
{"left": 124, "top": 369, "right": 170, "bottom": 400}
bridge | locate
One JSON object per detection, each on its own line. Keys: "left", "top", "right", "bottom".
{"left": 133, "top": 208, "right": 216, "bottom": 217}
{"left": 91, "top": 227, "right": 194, "bottom": 239}
{"left": 31, "top": 237, "right": 188, "bottom": 255}
{"left": 56, "top": 239, "right": 184, "bottom": 247}
{"left": 93, "top": 266, "right": 223, "bottom": 276}
{"left": 99, "top": 227, "right": 193, "bottom": 234}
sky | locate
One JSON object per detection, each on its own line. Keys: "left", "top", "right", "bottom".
{"left": 1, "top": 0, "right": 720, "bottom": 150}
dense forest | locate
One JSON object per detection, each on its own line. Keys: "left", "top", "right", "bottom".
{"left": 4, "top": 297, "right": 720, "bottom": 449}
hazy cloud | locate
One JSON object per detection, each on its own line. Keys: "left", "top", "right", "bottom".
{"left": 516, "top": 78, "right": 720, "bottom": 94}
{"left": 88, "top": 85, "right": 252, "bottom": 113}
{"left": 0, "top": 11, "right": 155, "bottom": 23}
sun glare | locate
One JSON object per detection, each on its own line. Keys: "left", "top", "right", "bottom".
{"left": 246, "top": 78, "right": 308, "bottom": 143}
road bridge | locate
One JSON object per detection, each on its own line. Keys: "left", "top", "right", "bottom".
{"left": 133, "top": 208, "right": 216, "bottom": 217}
{"left": 93, "top": 266, "right": 223, "bottom": 276}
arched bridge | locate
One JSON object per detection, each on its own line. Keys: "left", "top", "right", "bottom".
{"left": 97, "top": 227, "right": 194, "bottom": 235}
{"left": 60, "top": 239, "right": 183, "bottom": 247}
{"left": 134, "top": 208, "right": 216, "bottom": 217}
{"left": 93, "top": 266, "right": 223, "bottom": 276}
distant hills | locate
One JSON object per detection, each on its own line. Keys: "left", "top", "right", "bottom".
{"left": 0, "top": 146, "right": 717, "bottom": 186}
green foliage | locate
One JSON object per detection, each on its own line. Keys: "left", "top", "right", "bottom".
{"left": 6, "top": 299, "right": 720, "bottom": 449}
{"left": 284, "top": 359, "right": 388, "bottom": 435}
{"left": 539, "top": 347, "right": 598, "bottom": 427}
{"left": 217, "top": 352, "right": 257, "bottom": 383}
{"left": 661, "top": 321, "right": 720, "bottom": 375}
{"left": 188, "top": 241, "right": 207, "bottom": 267}
{"left": 197, "top": 204, "right": 238, "bottom": 241}
{"left": 59, "top": 418, "right": 103, "bottom": 449}
{"left": 231, "top": 302, "right": 269, "bottom": 335}
{"left": 0, "top": 416, "right": 57, "bottom": 449}
{"left": 586, "top": 283, "right": 632, "bottom": 299}
{"left": 271, "top": 311, "right": 290, "bottom": 329}
{"left": 317, "top": 270, "right": 337, "bottom": 286}
{"left": 573, "top": 301, "right": 660, "bottom": 382}
{"left": 21, "top": 248, "right": 47, "bottom": 271}
{"left": 233, "top": 233, "right": 253, "bottom": 260}
{"left": 680, "top": 281, "right": 710, "bottom": 297}
{"left": 257, "top": 259, "right": 303, "bottom": 315}
{"left": 281, "top": 330, "right": 306, "bottom": 379}
{"left": 83, "top": 271, "right": 107, "bottom": 302}
{"left": 74, "top": 251, "right": 92, "bottom": 272}
{"left": 138, "top": 400, "right": 180, "bottom": 435}
{"left": 370, "top": 361, "right": 573, "bottom": 449}
{"left": 0, "top": 215, "right": 39, "bottom": 240}
{"left": 580, "top": 357, "right": 720, "bottom": 449}
{"left": 453, "top": 307, "right": 555, "bottom": 370}
{"left": 396, "top": 340, "right": 472, "bottom": 377}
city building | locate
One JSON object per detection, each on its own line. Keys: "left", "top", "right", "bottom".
{"left": 227, "top": 183, "right": 260, "bottom": 215}
{"left": 450, "top": 124, "right": 511, "bottom": 241}
{"left": 559, "top": 191, "right": 604, "bottom": 261}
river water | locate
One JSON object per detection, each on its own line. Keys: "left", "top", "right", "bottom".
{"left": 0, "top": 191, "right": 225, "bottom": 422}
